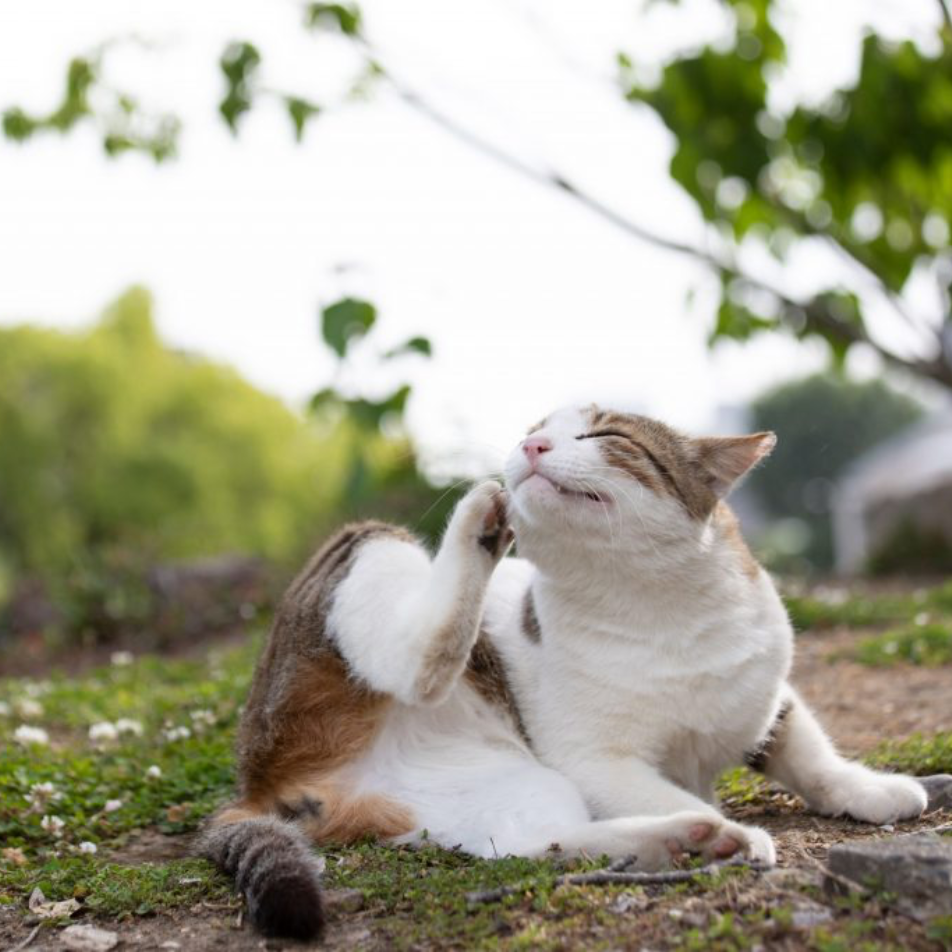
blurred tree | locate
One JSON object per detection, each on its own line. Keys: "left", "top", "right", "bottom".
{"left": 3, "top": 1, "right": 950, "bottom": 392}
{"left": 0, "top": 288, "right": 343, "bottom": 639}
{"left": 747, "top": 373, "right": 923, "bottom": 570}
{"left": 0, "top": 288, "right": 453, "bottom": 644}
{"left": 0, "top": 288, "right": 347, "bottom": 573}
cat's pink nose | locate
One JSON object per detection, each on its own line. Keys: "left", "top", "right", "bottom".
{"left": 522, "top": 436, "right": 553, "bottom": 464}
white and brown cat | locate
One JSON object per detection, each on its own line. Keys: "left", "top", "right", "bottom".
{"left": 200, "top": 405, "right": 930, "bottom": 940}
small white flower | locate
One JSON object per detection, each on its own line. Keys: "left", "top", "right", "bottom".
{"left": 41, "top": 814, "right": 65, "bottom": 837}
{"left": 89, "top": 722, "right": 119, "bottom": 742}
{"left": 162, "top": 726, "right": 191, "bottom": 742}
{"left": 78, "top": 841, "right": 98, "bottom": 854}
{"left": 14, "top": 725, "right": 49, "bottom": 746}
{"left": 914, "top": 612, "right": 930, "bottom": 626}
{"left": 115, "top": 718, "right": 144, "bottom": 737}
{"left": 0, "top": 700, "right": 11, "bottom": 717}
{"left": 146, "top": 765, "right": 163, "bottom": 780}
{"left": 110, "top": 650, "right": 135, "bottom": 667}
{"left": 104, "top": 799, "right": 123, "bottom": 813}
{"left": 28, "top": 781, "right": 61, "bottom": 809}
{"left": 189, "top": 709, "right": 216, "bottom": 731}
{"left": 16, "top": 698, "right": 44, "bottom": 719}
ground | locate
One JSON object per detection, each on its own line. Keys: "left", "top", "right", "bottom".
{"left": 1, "top": 582, "right": 951, "bottom": 951}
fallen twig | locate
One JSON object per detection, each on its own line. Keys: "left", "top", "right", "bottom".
{"left": 4, "top": 924, "right": 41, "bottom": 952}
{"left": 465, "top": 857, "right": 764, "bottom": 906}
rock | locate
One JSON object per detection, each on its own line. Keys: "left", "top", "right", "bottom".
{"left": 920, "top": 774, "right": 952, "bottom": 812}
{"left": 826, "top": 833, "right": 952, "bottom": 922}
{"left": 60, "top": 924, "right": 119, "bottom": 952}
{"left": 322, "top": 887, "right": 365, "bottom": 917}
{"left": 27, "top": 887, "right": 81, "bottom": 920}
{"left": 790, "top": 904, "right": 833, "bottom": 929}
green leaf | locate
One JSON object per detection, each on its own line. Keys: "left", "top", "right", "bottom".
{"left": 218, "top": 42, "right": 261, "bottom": 134}
{"left": 345, "top": 385, "right": 411, "bottom": 429}
{"left": 383, "top": 336, "right": 432, "bottom": 360}
{"left": 307, "top": 387, "right": 341, "bottom": 414}
{"left": 285, "top": 97, "right": 321, "bottom": 142}
{"left": 304, "top": 3, "right": 362, "bottom": 36}
{"left": 321, "top": 298, "right": 376, "bottom": 358}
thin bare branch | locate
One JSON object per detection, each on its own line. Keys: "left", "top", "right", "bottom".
{"left": 465, "top": 858, "right": 766, "bottom": 906}
{"left": 938, "top": 0, "right": 952, "bottom": 32}
{"left": 354, "top": 37, "right": 952, "bottom": 390}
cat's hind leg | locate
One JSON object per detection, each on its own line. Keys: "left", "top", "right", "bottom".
{"left": 327, "top": 480, "right": 512, "bottom": 706}
{"left": 751, "top": 688, "right": 926, "bottom": 824}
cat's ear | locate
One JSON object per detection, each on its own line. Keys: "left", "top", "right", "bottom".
{"left": 692, "top": 432, "right": 776, "bottom": 498}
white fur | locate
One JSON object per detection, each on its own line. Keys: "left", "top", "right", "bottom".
{"left": 324, "top": 406, "right": 925, "bottom": 866}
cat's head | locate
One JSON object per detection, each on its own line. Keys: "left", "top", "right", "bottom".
{"left": 503, "top": 405, "right": 775, "bottom": 558}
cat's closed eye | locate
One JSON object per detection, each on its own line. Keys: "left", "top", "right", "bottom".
{"left": 576, "top": 430, "right": 634, "bottom": 442}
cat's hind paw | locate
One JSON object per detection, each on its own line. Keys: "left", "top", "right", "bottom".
{"left": 636, "top": 812, "right": 776, "bottom": 870}
{"left": 450, "top": 481, "right": 514, "bottom": 561}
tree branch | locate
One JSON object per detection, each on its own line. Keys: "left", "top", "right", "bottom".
{"left": 938, "top": 0, "right": 952, "bottom": 32}
{"left": 356, "top": 38, "right": 951, "bottom": 391}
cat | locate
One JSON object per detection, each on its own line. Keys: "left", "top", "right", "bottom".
{"left": 199, "top": 404, "right": 929, "bottom": 940}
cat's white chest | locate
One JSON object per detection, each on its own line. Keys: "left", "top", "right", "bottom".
{"left": 509, "top": 594, "right": 792, "bottom": 796}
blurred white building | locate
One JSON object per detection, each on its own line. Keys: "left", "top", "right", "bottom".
{"left": 833, "top": 410, "right": 952, "bottom": 574}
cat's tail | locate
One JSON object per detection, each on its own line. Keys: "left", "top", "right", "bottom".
{"left": 197, "top": 809, "right": 324, "bottom": 941}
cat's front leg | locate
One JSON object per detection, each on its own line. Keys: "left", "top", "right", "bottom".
{"left": 752, "top": 688, "right": 927, "bottom": 824}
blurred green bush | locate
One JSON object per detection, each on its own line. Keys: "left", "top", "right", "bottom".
{"left": 0, "top": 288, "right": 459, "bottom": 650}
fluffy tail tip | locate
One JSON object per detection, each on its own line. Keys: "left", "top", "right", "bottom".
{"left": 247, "top": 869, "right": 325, "bottom": 941}
{"left": 199, "top": 814, "right": 325, "bottom": 942}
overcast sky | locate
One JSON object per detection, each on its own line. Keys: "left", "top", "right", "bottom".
{"left": 0, "top": 0, "right": 943, "bottom": 476}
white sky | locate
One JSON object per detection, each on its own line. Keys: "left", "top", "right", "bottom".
{"left": 0, "top": 0, "right": 944, "bottom": 477}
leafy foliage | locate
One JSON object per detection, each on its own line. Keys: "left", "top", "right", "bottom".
{"left": 747, "top": 373, "right": 922, "bottom": 570}
{"left": 304, "top": 2, "right": 363, "bottom": 36}
{"left": 218, "top": 42, "right": 261, "bottom": 133}
{"left": 4, "top": 0, "right": 948, "bottom": 391}
{"left": 2, "top": 56, "right": 179, "bottom": 161}
{"left": 625, "top": 2, "right": 952, "bottom": 387}
{"left": 855, "top": 622, "right": 952, "bottom": 667}
{"left": 321, "top": 297, "right": 377, "bottom": 358}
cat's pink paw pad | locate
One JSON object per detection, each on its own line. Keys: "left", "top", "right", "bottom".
{"left": 688, "top": 823, "right": 714, "bottom": 843}
{"left": 712, "top": 836, "right": 741, "bottom": 858}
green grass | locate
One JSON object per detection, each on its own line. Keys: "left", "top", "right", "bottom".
{"left": 867, "top": 732, "right": 952, "bottom": 776}
{"left": 0, "top": 641, "right": 256, "bottom": 917}
{"left": 854, "top": 622, "right": 952, "bottom": 667}
{"left": 784, "top": 579, "right": 952, "bottom": 633}
{"left": 2, "top": 631, "right": 951, "bottom": 948}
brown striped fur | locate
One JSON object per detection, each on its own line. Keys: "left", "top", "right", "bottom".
{"left": 744, "top": 700, "right": 793, "bottom": 773}
{"left": 466, "top": 630, "right": 530, "bottom": 744}
{"left": 585, "top": 408, "right": 774, "bottom": 526}
{"left": 224, "top": 521, "right": 418, "bottom": 838}
{"left": 200, "top": 522, "right": 420, "bottom": 940}
{"left": 714, "top": 503, "right": 761, "bottom": 581}
{"left": 522, "top": 588, "right": 542, "bottom": 644}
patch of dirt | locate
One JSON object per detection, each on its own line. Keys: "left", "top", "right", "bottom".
{"left": 107, "top": 830, "right": 194, "bottom": 866}
{"left": 0, "top": 899, "right": 377, "bottom": 952}
{"left": 792, "top": 626, "right": 952, "bottom": 753}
